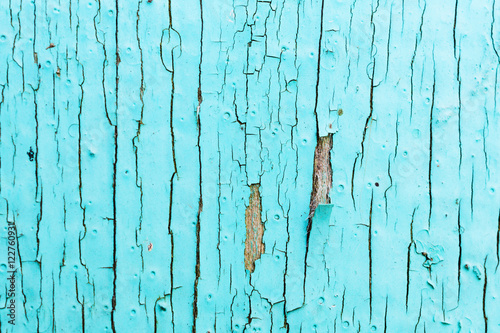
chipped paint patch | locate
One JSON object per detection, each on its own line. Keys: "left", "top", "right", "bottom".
{"left": 309, "top": 134, "right": 334, "bottom": 218}
{"left": 244, "top": 184, "right": 264, "bottom": 272}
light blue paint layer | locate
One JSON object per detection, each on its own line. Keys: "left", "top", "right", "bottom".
{"left": 0, "top": 0, "right": 499, "bottom": 332}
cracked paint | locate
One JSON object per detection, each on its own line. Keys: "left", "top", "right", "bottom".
{"left": 0, "top": 0, "right": 499, "bottom": 332}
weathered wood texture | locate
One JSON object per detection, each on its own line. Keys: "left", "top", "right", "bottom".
{"left": 1, "top": 0, "right": 499, "bottom": 331}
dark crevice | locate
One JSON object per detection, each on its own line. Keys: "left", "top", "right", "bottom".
{"left": 428, "top": 61, "right": 435, "bottom": 229}
{"left": 383, "top": 156, "right": 393, "bottom": 225}
{"left": 457, "top": 203, "right": 462, "bottom": 302}
{"left": 282, "top": 208, "right": 291, "bottom": 333}
{"left": 193, "top": 0, "right": 204, "bottom": 330}
{"left": 360, "top": 1, "right": 379, "bottom": 166}
{"left": 312, "top": 0, "right": 325, "bottom": 137}
{"left": 414, "top": 293, "right": 422, "bottom": 333}
{"left": 406, "top": 207, "right": 416, "bottom": 311}
{"left": 453, "top": 0, "right": 459, "bottom": 58}
{"left": 457, "top": 52, "right": 462, "bottom": 172}
{"left": 384, "top": 296, "right": 388, "bottom": 333}
{"left": 166, "top": 11, "right": 178, "bottom": 329}
{"left": 351, "top": 153, "right": 359, "bottom": 210}
{"left": 483, "top": 257, "right": 488, "bottom": 332}
{"left": 340, "top": 286, "right": 346, "bottom": 320}
{"left": 111, "top": 0, "right": 119, "bottom": 330}
{"left": 470, "top": 165, "right": 474, "bottom": 221}
{"left": 441, "top": 282, "right": 446, "bottom": 321}
{"left": 75, "top": 275, "right": 85, "bottom": 332}
{"left": 384, "top": 4, "right": 393, "bottom": 81}
{"left": 496, "top": 210, "right": 500, "bottom": 271}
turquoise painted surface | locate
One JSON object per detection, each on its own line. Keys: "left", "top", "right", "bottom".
{"left": 0, "top": 0, "right": 499, "bottom": 331}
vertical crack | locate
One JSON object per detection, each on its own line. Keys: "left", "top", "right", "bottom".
{"left": 496, "top": 210, "right": 500, "bottom": 271}
{"left": 406, "top": 207, "right": 416, "bottom": 311}
{"left": 77, "top": 62, "right": 90, "bottom": 285}
{"left": 491, "top": 0, "right": 500, "bottom": 117}
{"left": 340, "top": 286, "right": 346, "bottom": 320}
{"left": 160, "top": 3, "right": 181, "bottom": 328}
{"left": 75, "top": 275, "right": 85, "bottom": 332}
{"left": 385, "top": 4, "right": 393, "bottom": 81}
{"left": 351, "top": 153, "right": 359, "bottom": 210}
{"left": 312, "top": 0, "right": 325, "bottom": 135}
{"left": 470, "top": 164, "right": 474, "bottom": 221}
{"left": 384, "top": 296, "right": 388, "bottom": 333}
{"left": 409, "top": 37, "right": 417, "bottom": 122}
{"left": 133, "top": 0, "right": 145, "bottom": 281}
{"left": 94, "top": 0, "right": 113, "bottom": 126}
{"left": 491, "top": 0, "right": 499, "bottom": 62}
{"left": 193, "top": 0, "right": 204, "bottom": 330}
{"left": 0, "top": 83, "right": 5, "bottom": 193}
{"left": 482, "top": 107, "right": 489, "bottom": 180}
{"left": 32, "top": 81, "right": 40, "bottom": 201}
{"left": 111, "top": 0, "right": 119, "bottom": 330}
{"left": 441, "top": 281, "right": 446, "bottom": 321}
{"left": 217, "top": 135, "right": 222, "bottom": 282}
{"left": 283, "top": 208, "right": 290, "bottom": 333}
{"left": 428, "top": 62, "right": 435, "bottom": 229}
{"left": 410, "top": 3, "right": 426, "bottom": 122}
{"left": 457, "top": 52, "right": 462, "bottom": 172}
{"left": 394, "top": 112, "right": 399, "bottom": 160}
{"left": 52, "top": 273, "right": 56, "bottom": 331}
{"left": 360, "top": 1, "right": 379, "bottom": 166}
{"left": 453, "top": 0, "right": 459, "bottom": 58}
{"left": 383, "top": 156, "right": 393, "bottom": 225}
{"left": 166, "top": 3, "right": 178, "bottom": 328}
{"left": 414, "top": 293, "right": 422, "bottom": 333}
{"left": 360, "top": 58, "right": 375, "bottom": 167}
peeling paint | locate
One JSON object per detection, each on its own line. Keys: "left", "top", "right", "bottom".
{"left": 0, "top": 0, "right": 499, "bottom": 331}
{"left": 244, "top": 184, "right": 264, "bottom": 273}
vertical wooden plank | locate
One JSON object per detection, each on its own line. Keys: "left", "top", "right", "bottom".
{"left": 165, "top": 0, "right": 203, "bottom": 331}
{"left": 115, "top": 0, "right": 174, "bottom": 331}
{"left": 0, "top": 0, "right": 40, "bottom": 329}
{"left": 73, "top": 0, "right": 116, "bottom": 331}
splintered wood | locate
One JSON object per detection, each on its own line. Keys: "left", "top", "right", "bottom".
{"left": 244, "top": 184, "right": 265, "bottom": 272}
{"left": 309, "top": 134, "right": 333, "bottom": 218}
